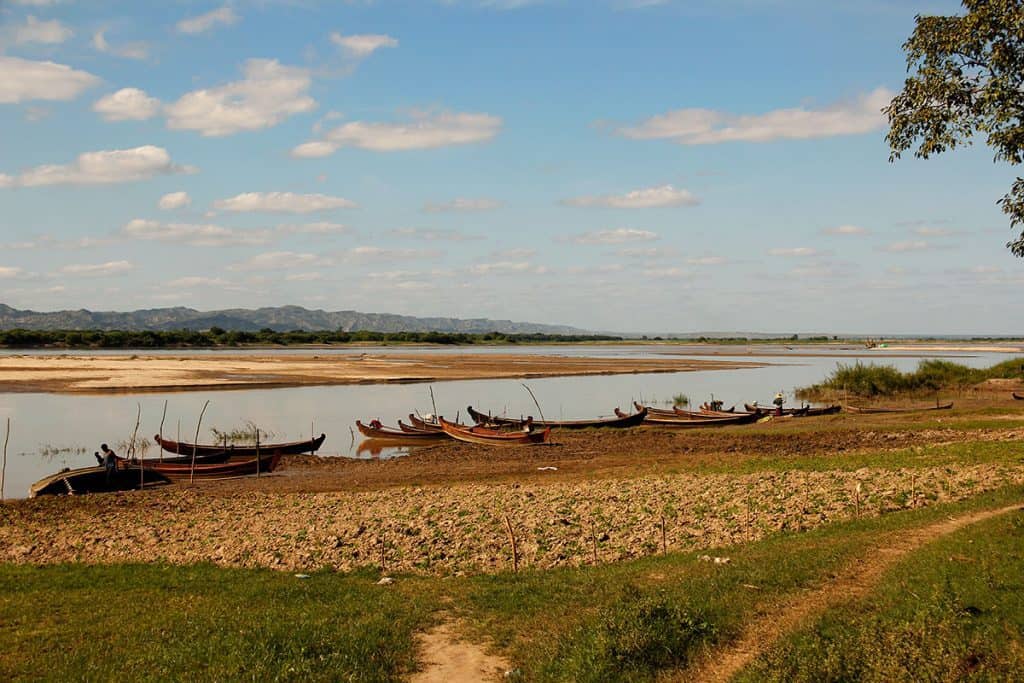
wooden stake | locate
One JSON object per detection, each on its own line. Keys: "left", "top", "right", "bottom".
{"left": 590, "top": 520, "right": 599, "bottom": 564}
{"left": 855, "top": 482, "right": 862, "bottom": 518}
{"left": 158, "top": 400, "right": 168, "bottom": 464}
{"left": 1, "top": 417, "right": 9, "bottom": 502}
{"left": 128, "top": 403, "right": 142, "bottom": 489}
{"left": 379, "top": 531, "right": 386, "bottom": 572}
{"left": 521, "top": 383, "right": 547, "bottom": 425}
{"left": 255, "top": 428, "right": 261, "bottom": 479}
{"left": 660, "top": 514, "right": 667, "bottom": 555}
{"left": 189, "top": 400, "right": 210, "bottom": 484}
{"left": 429, "top": 386, "right": 438, "bottom": 420}
{"left": 503, "top": 515, "right": 519, "bottom": 572}
{"left": 911, "top": 473, "right": 916, "bottom": 506}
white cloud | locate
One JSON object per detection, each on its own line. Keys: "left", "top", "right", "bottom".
{"left": 277, "top": 222, "right": 351, "bottom": 234}
{"left": 294, "top": 110, "right": 501, "bottom": 155}
{"left": 213, "top": 191, "right": 357, "bottom": 213}
{"left": 121, "top": 219, "right": 270, "bottom": 247}
{"left": 562, "top": 184, "right": 700, "bottom": 208}
{"left": 912, "top": 226, "right": 956, "bottom": 237}
{"left": 0, "top": 266, "right": 24, "bottom": 279}
{"left": 569, "top": 228, "right": 659, "bottom": 245}
{"left": 168, "top": 276, "right": 230, "bottom": 287}
{"left": 177, "top": 6, "right": 239, "bottom": 35}
{"left": 166, "top": 59, "right": 315, "bottom": 137}
{"left": 158, "top": 191, "right": 191, "bottom": 210}
{"left": 390, "top": 227, "right": 480, "bottom": 241}
{"left": 643, "top": 267, "right": 690, "bottom": 278}
{"left": 285, "top": 272, "right": 324, "bottom": 282}
{"left": 92, "top": 29, "right": 149, "bottom": 60}
{"left": 330, "top": 32, "right": 398, "bottom": 58}
{"left": 499, "top": 248, "right": 537, "bottom": 259}
{"left": 93, "top": 88, "right": 161, "bottom": 121}
{"left": 768, "top": 247, "right": 817, "bottom": 257}
{"left": 879, "top": 240, "right": 931, "bottom": 253}
{"left": 60, "top": 260, "right": 134, "bottom": 277}
{"left": 0, "top": 146, "right": 195, "bottom": 188}
{"left": 229, "top": 251, "right": 321, "bottom": 271}
{"left": 822, "top": 224, "right": 869, "bottom": 236}
{"left": 687, "top": 256, "right": 728, "bottom": 265}
{"left": 12, "top": 16, "right": 72, "bottom": 45}
{"left": 619, "top": 87, "right": 893, "bottom": 145}
{"left": 423, "top": 197, "right": 503, "bottom": 212}
{"left": 348, "top": 246, "right": 439, "bottom": 261}
{"left": 469, "top": 261, "right": 546, "bottom": 275}
{"left": 0, "top": 56, "right": 98, "bottom": 104}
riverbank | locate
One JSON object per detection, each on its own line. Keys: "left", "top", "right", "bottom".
{"left": 0, "top": 353, "right": 762, "bottom": 394}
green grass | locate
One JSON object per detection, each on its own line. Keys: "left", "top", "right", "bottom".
{"left": 799, "top": 357, "right": 1024, "bottom": 399}
{"left": 0, "top": 565, "right": 438, "bottom": 682}
{"left": 738, "top": 507, "right": 1024, "bottom": 682}
{"left": 3, "top": 489, "right": 1024, "bottom": 682}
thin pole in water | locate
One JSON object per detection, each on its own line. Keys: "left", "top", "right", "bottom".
{"left": 255, "top": 428, "right": 261, "bottom": 479}
{"left": 1, "top": 418, "right": 9, "bottom": 502}
{"left": 129, "top": 403, "right": 142, "bottom": 490}
{"left": 158, "top": 400, "right": 168, "bottom": 463}
{"left": 190, "top": 400, "right": 210, "bottom": 484}
{"left": 429, "top": 386, "right": 438, "bottom": 420}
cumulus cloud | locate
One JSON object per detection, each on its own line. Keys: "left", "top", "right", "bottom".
{"left": 158, "top": 191, "right": 191, "bottom": 210}
{"left": 468, "top": 261, "right": 547, "bottom": 275}
{"left": 562, "top": 184, "right": 700, "bottom": 208}
{"left": 643, "top": 267, "right": 690, "bottom": 278}
{"left": 213, "top": 191, "right": 357, "bottom": 213}
{"left": 229, "top": 251, "right": 322, "bottom": 271}
{"left": 277, "top": 222, "right": 351, "bottom": 234}
{"left": 822, "top": 224, "right": 869, "bottom": 236}
{"left": 330, "top": 32, "right": 398, "bottom": 58}
{"left": 12, "top": 16, "right": 72, "bottom": 44}
{"left": 0, "top": 146, "right": 195, "bottom": 188}
{"left": 347, "top": 246, "right": 440, "bottom": 261}
{"left": 177, "top": 6, "right": 239, "bottom": 35}
{"left": 569, "top": 228, "right": 659, "bottom": 245}
{"left": 92, "top": 29, "right": 149, "bottom": 60}
{"left": 121, "top": 219, "right": 269, "bottom": 247}
{"left": 423, "top": 197, "right": 503, "bottom": 212}
{"left": 168, "top": 276, "right": 230, "bottom": 287}
{"left": 292, "top": 110, "right": 501, "bottom": 156}
{"left": 768, "top": 247, "right": 817, "bottom": 257}
{"left": 60, "top": 260, "right": 134, "bottom": 277}
{"left": 0, "top": 56, "right": 98, "bottom": 104}
{"left": 912, "top": 226, "right": 957, "bottom": 237}
{"left": 166, "top": 59, "right": 315, "bottom": 137}
{"left": 0, "top": 266, "right": 24, "bottom": 279}
{"left": 390, "top": 227, "right": 481, "bottom": 241}
{"left": 93, "top": 88, "right": 161, "bottom": 121}
{"left": 879, "top": 240, "right": 932, "bottom": 253}
{"left": 618, "top": 87, "right": 893, "bottom": 145}
{"left": 687, "top": 256, "right": 728, "bottom": 265}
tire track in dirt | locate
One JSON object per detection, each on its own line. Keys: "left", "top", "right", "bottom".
{"left": 683, "top": 502, "right": 1024, "bottom": 682}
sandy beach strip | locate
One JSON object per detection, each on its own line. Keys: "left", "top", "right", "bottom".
{"left": 0, "top": 352, "right": 764, "bottom": 394}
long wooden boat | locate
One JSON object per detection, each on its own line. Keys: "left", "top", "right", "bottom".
{"left": 154, "top": 433, "right": 326, "bottom": 457}
{"left": 635, "top": 402, "right": 722, "bottom": 419}
{"left": 844, "top": 402, "right": 953, "bottom": 414}
{"left": 116, "top": 451, "right": 230, "bottom": 466}
{"left": 146, "top": 452, "right": 282, "bottom": 480}
{"left": 617, "top": 408, "right": 759, "bottom": 428}
{"left": 439, "top": 417, "right": 551, "bottom": 446}
{"left": 356, "top": 420, "right": 450, "bottom": 440}
{"left": 407, "top": 414, "right": 445, "bottom": 432}
{"left": 1014, "top": 392, "right": 1024, "bottom": 401}
{"left": 700, "top": 403, "right": 735, "bottom": 413}
{"left": 30, "top": 465, "right": 170, "bottom": 497}
{"left": 466, "top": 405, "right": 647, "bottom": 429}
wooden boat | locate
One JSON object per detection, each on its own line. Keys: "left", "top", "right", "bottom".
{"left": 439, "top": 417, "right": 551, "bottom": 446}
{"left": 356, "top": 420, "right": 450, "bottom": 440}
{"left": 154, "top": 433, "right": 326, "bottom": 457}
{"left": 635, "top": 402, "right": 722, "bottom": 419}
{"left": 617, "top": 408, "right": 759, "bottom": 428}
{"left": 675, "top": 407, "right": 743, "bottom": 420}
{"left": 116, "top": 451, "right": 230, "bottom": 466}
{"left": 844, "top": 402, "right": 953, "bottom": 414}
{"left": 145, "top": 452, "right": 282, "bottom": 480}
{"left": 466, "top": 405, "right": 647, "bottom": 429}
{"left": 743, "top": 403, "right": 839, "bottom": 417}
{"left": 30, "top": 465, "right": 170, "bottom": 497}
{"left": 1014, "top": 392, "right": 1024, "bottom": 401}
{"left": 700, "top": 403, "right": 735, "bottom": 413}
{"left": 407, "top": 414, "right": 445, "bottom": 432}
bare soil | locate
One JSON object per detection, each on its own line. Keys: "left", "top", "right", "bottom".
{"left": 410, "top": 621, "right": 511, "bottom": 683}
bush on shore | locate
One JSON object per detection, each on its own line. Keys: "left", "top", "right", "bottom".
{"left": 798, "top": 358, "right": 1024, "bottom": 399}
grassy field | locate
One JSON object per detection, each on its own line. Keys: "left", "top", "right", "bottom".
{"left": 3, "top": 487, "right": 1022, "bottom": 682}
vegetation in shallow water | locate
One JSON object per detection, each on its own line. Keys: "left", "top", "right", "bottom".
{"left": 798, "top": 358, "right": 1024, "bottom": 399}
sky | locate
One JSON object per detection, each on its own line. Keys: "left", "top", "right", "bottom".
{"left": 0, "top": 0, "right": 1020, "bottom": 335}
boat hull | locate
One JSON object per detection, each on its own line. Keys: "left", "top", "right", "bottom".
{"left": 155, "top": 433, "right": 326, "bottom": 457}
{"left": 30, "top": 466, "right": 170, "bottom": 497}
{"left": 440, "top": 418, "right": 551, "bottom": 446}
{"left": 466, "top": 405, "right": 647, "bottom": 429}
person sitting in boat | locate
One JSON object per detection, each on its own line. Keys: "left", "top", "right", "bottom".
{"left": 370, "top": 419, "right": 383, "bottom": 430}
{"left": 772, "top": 392, "right": 785, "bottom": 416}
{"left": 99, "top": 443, "right": 118, "bottom": 481}
{"left": 708, "top": 399, "right": 724, "bottom": 412}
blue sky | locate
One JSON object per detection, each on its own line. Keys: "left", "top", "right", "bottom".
{"left": 0, "top": 0, "right": 1019, "bottom": 334}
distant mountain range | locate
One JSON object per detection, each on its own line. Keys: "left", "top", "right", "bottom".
{"left": 0, "top": 304, "right": 590, "bottom": 335}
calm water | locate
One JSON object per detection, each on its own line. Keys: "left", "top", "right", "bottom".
{"left": 0, "top": 346, "right": 1014, "bottom": 499}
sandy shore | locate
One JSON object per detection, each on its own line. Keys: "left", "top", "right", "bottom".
{"left": 0, "top": 353, "right": 762, "bottom": 394}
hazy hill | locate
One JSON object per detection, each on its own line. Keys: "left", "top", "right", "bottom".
{"left": 0, "top": 304, "right": 589, "bottom": 335}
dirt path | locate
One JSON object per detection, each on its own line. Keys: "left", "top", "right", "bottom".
{"left": 684, "top": 502, "right": 1024, "bottom": 682}
{"left": 409, "top": 621, "right": 511, "bottom": 683}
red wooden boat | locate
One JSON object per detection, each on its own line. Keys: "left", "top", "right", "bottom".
{"left": 143, "top": 452, "right": 282, "bottom": 480}
{"left": 356, "top": 419, "right": 450, "bottom": 440}
{"left": 154, "top": 433, "right": 326, "bottom": 457}
{"left": 617, "top": 408, "right": 759, "bottom": 428}
{"left": 1013, "top": 392, "right": 1024, "bottom": 401}
{"left": 844, "top": 402, "right": 953, "bottom": 414}
{"left": 635, "top": 402, "right": 722, "bottom": 419}
{"left": 466, "top": 405, "right": 647, "bottom": 429}
{"left": 439, "top": 417, "right": 551, "bottom": 446}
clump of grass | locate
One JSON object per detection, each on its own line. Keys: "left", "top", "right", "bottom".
{"left": 210, "top": 421, "right": 277, "bottom": 444}
{"left": 672, "top": 393, "right": 690, "bottom": 407}
{"left": 543, "top": 585, "right": 715, "bottom": 681}
{"left": 798, "top": 358, "right": 1024, "bottom": 399}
